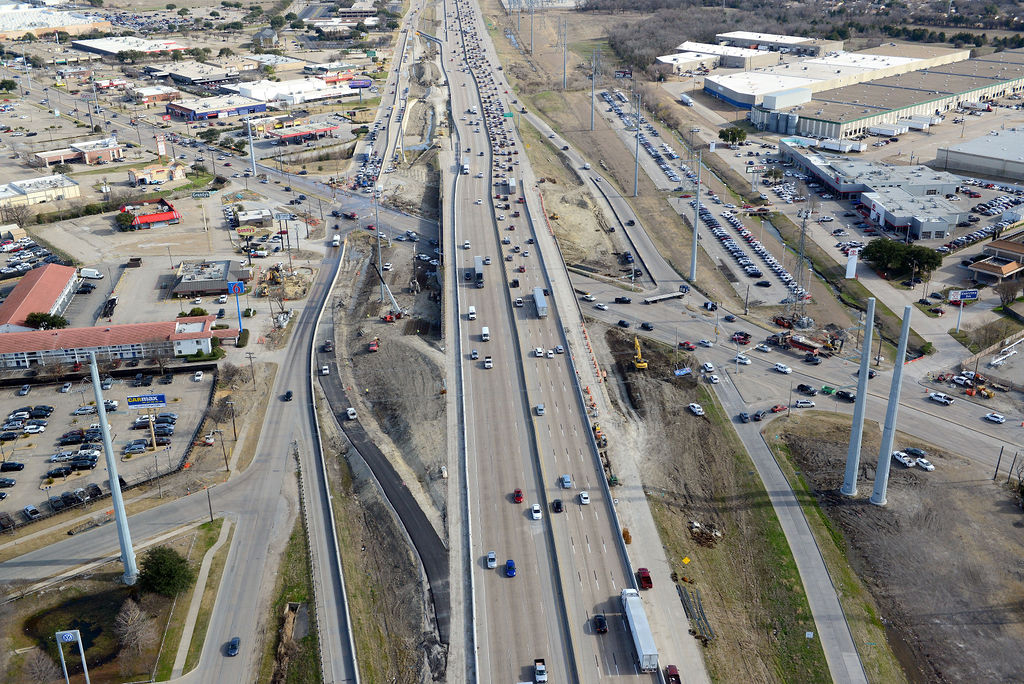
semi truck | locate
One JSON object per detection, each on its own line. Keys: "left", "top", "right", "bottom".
{"left": 533, "top": 287, "right": 548, "bottom": 318}
{"left": 474, "top": 256, "right": 484, "bottom": 288}
{"left": 621, "top": 588, "right": 658, "bottom": 672}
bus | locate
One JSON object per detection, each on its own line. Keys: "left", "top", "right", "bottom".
{"left": 474, "top": 256, "right": 484, "bottom": 288}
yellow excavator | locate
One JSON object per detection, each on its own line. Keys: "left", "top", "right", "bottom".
{"left": 633, "top": 336, "right": 648, "bottom": 370}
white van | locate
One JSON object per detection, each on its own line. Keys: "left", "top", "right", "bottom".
{"left": 79, "top": 268, "right": 104, "bottom": 279}
{"left": 467, "top": 306, "right": 477, "bottom": 320}
{"left": 481, "top": 326, "right": 490, "bottom": 342}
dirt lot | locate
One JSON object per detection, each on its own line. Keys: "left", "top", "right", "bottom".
{"left": 595, "top": 327, "right": 831, "bottom": 682}
{"left": 776, "top": 412, "right": 1024, "bottom": 683}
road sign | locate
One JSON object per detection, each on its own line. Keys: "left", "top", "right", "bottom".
{"left": 273, "top": 213, "right": 292, "bottom": 221}
{"left": 227, "top": 281, "right": 244, "bottom": 295}
{"left": 126, "top": 394, "right": 167, "bottom": 409}
{"left": 948, "top": 289, "right": 978, "bottom": 302}
{"left": 745, "top": 165, "right": 767, "bottom": 173}
{"left": 191, "top": 191, "right": 210, "bottom": 199}
{"left": 503, "top": 112, "right": 514, "bottom": 118}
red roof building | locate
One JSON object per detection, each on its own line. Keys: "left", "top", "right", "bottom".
{"left": 0, "top": 264, "right": 77, "bottom": 331}
{"left": 119, "top": 198, "right": 182, "bottom": 229}
{"left": 0, "top": 315, "right": 236, "bottom": 368}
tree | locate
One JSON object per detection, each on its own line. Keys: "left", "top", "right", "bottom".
{"left": 717, "top": 126, "right": 747, "bottom": 145}
{"left": 994, "top": 280, "right": 1022, "bottom": 307}
{"left": 51, "top": 163, "right": 72, "bottom": 175}
{"left": 23, "top": 649, "right": 61, "bottom": 683}
{"left": 218, "top": 47, "right": 233, "bottom": 57}
{"left": 0, "top": 79, "right": 16, "bottom": 92}
{"left": 165, "top": 2, "right": 176, "bottom": 7}
{"left": 269, "top": 14, "right": 285, "bottom": 29}
{"left": 290, "top": 19, "right": 305, "bottom": 29}
{"left": 25, "top": 312, "right": 69, "bottom": 330}
{"left": 115, "top": 211, "right": 135, "bottom": 230}
{"left": 114, "top": 598, "right": 156, "bottom": 660}
{"left": 138, "top": 546, "right": 195, "bottom": 597}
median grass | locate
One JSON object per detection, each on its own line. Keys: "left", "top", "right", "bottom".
{"left": 183, "top": 519, "right": 235, "bottom": 673}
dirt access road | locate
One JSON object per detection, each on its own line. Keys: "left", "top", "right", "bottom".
{"left": 777, "top": 413, "right": 1024, "bottom": 683}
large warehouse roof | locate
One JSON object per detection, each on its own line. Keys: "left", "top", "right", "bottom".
{"left": 72, "top": 37, "right": 187, "bottom": 55}
{"left": 677, "top": 41, "right": 763, "bottom": 58}
{"left": 716, "top": 31, "right": 812, "bottom": 46}
{"left": 939, "top": 129, "right": 1024, "bottom": 163}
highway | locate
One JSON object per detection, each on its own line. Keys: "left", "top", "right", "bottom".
{"left": 444, "top": 1, "right": 651, "bottom": 682}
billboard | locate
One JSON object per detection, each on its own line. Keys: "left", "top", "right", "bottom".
{"left": 235, "top": 226, "right": 256, "bottom": 236}
{"left": 614, "top": 69, "right": 633, "bottom": 79}
{"left": 126, "top": 394, "right": 167, "bottom": 409}
{"left": 349, "top": 78, "right": 372, "bottom": 89}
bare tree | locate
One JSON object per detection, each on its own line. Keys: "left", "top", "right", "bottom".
{"left": 1, "top": 203, "right": 33, "bottom": 228}
{"left": 114, "top": 598, "right": 155, "bottom": 662}
{"left": 994, "top": 281, "right": 1022, "bottom": 308}
{"left": 23, "top": 649, "right": 61, "bottom": 683}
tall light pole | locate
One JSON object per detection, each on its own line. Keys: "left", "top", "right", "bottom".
{"left": 690, "top": 151, "right": 702, "bottom": 282}
{"left": 633, "top": 93, "right": 642, "bottom": 197}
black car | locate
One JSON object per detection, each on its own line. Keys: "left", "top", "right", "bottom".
{"left": 226, "top": 637, "right": 240, "bottom": 657}
{"left": 551, "top": 499, "right": 563, "bottom": 513}
{"left": 797, "top": 384, "right": 818, "bottom": 396}
{"left": 0, "top": 431, "right": 19, "bottom": 441}
{"left": 593, "top": 614, "right": 608, "bottom": 634}
{"left": 640, "top": 322, "right": 654, "bottom": 331}
{"left": 836, "top": 390, "right": 856, "bottom": 402}
{"left": 804, "top": 355, "right": 822, "bottom": 365}
{"left": 0, "top": 462, "right": 24, "bottom": 471}
{"left": 283, "top": 390, "right": 293, "bottom": 401}
{"left": 48, "top": 496, "right": 65, "bottom": 512}
{"left": 738, "top": 412, "right": 750, "bottom": 423}
{"left": 618, "top": 320, "right": 631, "bottom": 328}
{"left": 509, "top": 278, "right": 520, "bottom": 288}
{"left": 47, "top": 467, "right": 72, "bottom": 479}
{"left": 724, "top": 314, "right": 737, "bottom": 322}
{"left": 61, "top": 491, "right": 80, "bottom": 508}
{"left": 85, "top": 483, "right": 103, "bottom": 500}
{"left": 217, "top": 308, "right": 226, "bottom": 319}
{"left": 159, "top": 374, "right": 174, "bottom": 384}
{"left": 753, "top": 409, "right": 769, "bottom": 421}
{"left": 0, "top": 477, "right": 15, "bottom": 487}
{"left": 855, "top": 369, "right": 877, "bottom": 379}
{"left": 614, "top": 296, "right": 632, "bottom": 304}
{"left": 154, "top": 417, "right": 175, "bottom": 425}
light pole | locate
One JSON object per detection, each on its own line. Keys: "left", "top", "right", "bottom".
{"left": 213, "top": 429, "right": 229, "bottom": 472}
{"left": 226, "top": 401, "right": 236, "bottom": 440}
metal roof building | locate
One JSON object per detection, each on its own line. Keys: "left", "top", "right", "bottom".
{"left": 935, "top": 129, "right": 1024, "bottom": 180}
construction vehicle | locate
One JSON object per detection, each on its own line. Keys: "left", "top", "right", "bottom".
{"left": 633, "top": 336, "right": 648, "bottom": 370}
{"left": 381, "top": 314, "right": 395, "bottom": 323}
{"left": 368, "top": 338, "right": 379, "bottom": 353}
{"left": 773, "top": 315, "right": 795, "bottom": 329}
{"left": 549, "top": 213, "right": 559, "bottom": 220}
{"left": 770, "top": 331, "right": 825, "bottom": 356}
{"left": 593, "top": 424, "right": 608, "bottom": 448}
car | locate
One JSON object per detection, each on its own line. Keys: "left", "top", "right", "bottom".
{"left": 470, "top": 349, "right": 479, "bottom": 360}
{"left": 614, "top": 296, "right": 632, "bottom": 304}
{"left": 582, "top": 294, "right": 596, "bottom": 302}
{"left": 774, "top": 363, "right": 792, "bottom": 374}
{"left": 640, "top": 322, "right": 654, "bottom": 331}
{"left": 903, "top": 447, "right": 928, "bottom": 459}
{"left": 701, "top": 362, "right": 715, "bottom": 373}
{"left": 226, "top": 637, "right": 240, "bottom": 657}
{"left": 505, "top": 559, "right": 517, "bottom": 577}
{"left": 579, "top": 491, "right": 590, "bottom": 504}
{"left": 546, "top": 349, "right": 554, "bottom": 359}
{"left": 513, "top": 488, "right": 524, "bottom": 503}
{"left": 732, "top": 355, "right": 751, "bottom": 366}
{"left": 680, "top": 341, "right": 696, "bottom": 351}
{"left": 531, "top": 504, "right": 542, "bottom": 520}
{"left": 707, "top": 374, "right": 720, "bottom": 384}
{"left": 60, "top": 382, "right": 72, "bottom": 393}
{"left": 754, "top": 343, "right": 771, "bottom": 352}
{"left": 916, "top": 457, "right": 935, "bottom": 471}
{"left": 16, "top": 384, "right": 30, "bottom": 396}
{"left": 753, "top": 409, "right": 769, "bottom": 421}
{"left": 0, "top": 461, "right": 24, "bottom": 472}
{"left": 593, "top": 614, "right": 608, "bottom": 634}
{"left": 688, "top": 403, "right": 704, "bottom": 416}
{"left": 794, "top": 399, "right": 815, "bottom": 408}
{"left": 699, "top": 339, "right": 713, "bottom": 347}
{"left": 283, "top": 390, "right": 293, "bottom": 401}
{"left": 804, "top": 355, "right": 822, "bottom": 366}
{"left": 929, "top": 392, "right": 954, "bottom": 405}
{"left": 535, "top": 404, "right": 545, "bottom": 416}
{"left": 855, "top": 368, "right": 877, "bottom": 379}
{"left": 193, "top": 371, "right": 204, "bottom": 382}
{"left": 892, "top": 451, "right": 917, "bottom": 467}
{"left": 723, "top": 314, "right": 736, "bottom": 322}
{"left": 0, "top": 477, "right": 14, "bottom": 487}
{"left": 47, "top": 466, "right": 72, "bottom": 478}
{"left": 486, "top": 551, "right": 497, "bottom": 569}
{"left": 738, "top": 412, "right": 750, "bottom": 423}
{"left": 618, "top": 320, "right": 630, "bottom": 328}
{"left": 594, "top": 303, "right": 608, "bottom": 311}
{"left": 770, "top": 404, "right": 787, "bottom": 413}
{"left": 985, "top": 412, "right": 1006, "bottom": 423}
{"left": 797, "top": 384, "right": 818, "bottom": 395}
{"left": 551, "top": 498, "right": 564, "bottom": 513}
{"left": 23, "top": 424, "right": 44, "bottom": 434}
{"left": 836, "top": 390, "right": 856, "bottom": 402}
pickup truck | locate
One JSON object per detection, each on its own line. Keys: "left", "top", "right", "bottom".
{"left": 666, "top": 664, "right": 682, "bottom": 684}
{"left": 533, "top": 658, "right": 548, "bottom": 683}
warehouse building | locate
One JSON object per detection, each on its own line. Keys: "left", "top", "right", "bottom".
{"left": 656, "top": 51, "right": 720, "bottom": 75}
{"left": 0, "top": 8, "right": 110, "bottom": 40}
{"left": 715, "top": 31, "right": 843, "bottom": 57}
{"left": 709, "top": 45, "right": 969, "bottom": 108}
{"left": 0, "top": 175, "right": 79, "bottom": 208}
{"left": 165, "top": 95, "right": 267, "bottom": 121}
{"left": 935, "top": 129, "right": 1024, "bottom": 179}
{"left": 0, "top": 315, "right": 228, "bottom": 368}
{"left": 72, "top": 36, "right": 187, "bottom": 56}
{"left": 752, "top": 48, "right": 1024, "bottom": 138}
{"left": 675, "top": 41, "right": 776, "bottom": 69}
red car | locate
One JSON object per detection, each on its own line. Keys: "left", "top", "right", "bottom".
{"left": 365, "top": 224, "right": 376, "bottom": 231}
{"left": 512, "top": 488, "right": 524, "bottom": 503}
{"left": 770, "top": 405, "right": 787, "bottom": 413}
{"left": 679, "top": 341, "right": 696, "bottom": 351}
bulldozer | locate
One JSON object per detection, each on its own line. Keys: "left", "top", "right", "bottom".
{"left": 632, "top": 336, "right": 648, "bottom": 370}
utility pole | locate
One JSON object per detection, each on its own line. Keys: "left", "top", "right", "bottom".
{"left": 530, "top": 5, "right": 534, "bottom": 54}
{"left": 246, "top": 117, "right": 257, "bottom": 176}
{"left": 633, "top": 93, "right": 641, "bottom": 197}
{"left": 690, "top": 151, "right": 701, "bottom": 282}
{"left": 561, "top": 19, "right": 567, "bottom": 91}
{"left": 590, "top": 49, "right": 597, "bottom": 131}
{"left": 245, "top": 351, "right": 257, "bottom": 388}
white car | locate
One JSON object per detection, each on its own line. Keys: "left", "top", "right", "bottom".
{"left": 474, "top": 198, "right": 482, "bottom": 205}
{"left": 546, "top": 350, "right": 554, "bottom": 359}
{"left": 579, "top": 491, "right": 590, "bottom": 505}
{"left": 193, "top": 370, "right": 204, "bottom": 382}
{"left": 582, "top": 294, "right": 596, "bottom": 302}
{"left": 916, "top": 457, "right": 935, "bottom": 471}
{"left": 707, "top": 375, "right": 720, "bottom": 384}
{"left": 514, "top": 297, "right": 524, "bottom": 307}
{"left": 755, "top": 343, "right": 771, "bottom": 352}
{"left": 774, "top": 363, "right": 792, "bottom": 374}
{"left": 928, "top": 392, "right": 954, "bottom": 405}
{"left": 891, "top": 451, "right": 917, "bottom": 467}
{"left": 985, "top": 412, "right": 1006, "bottom": 424}
{"left": 463, "top": 240, "right": 471, "bottom": 249}
{"left": 23, "top": 424, "right": 45, "bottom": 434}
{"left": 595, "top": 303, "right": 608, "bottom": 311}
{"left": 701, "top": 362, "right": 715, "bottom": 373}
{"left": 699, "top": 339, "right": 713, "bottom": 347}
{"left": 733, "top": 355, "right": 751, "bottom": 365}
{"left": 531, "top": 503, "right": 543, "bottom": 520}
{"left": 346, "top": 407, "right": 357, "bottom": 420}
{"left": 486, "top": 551, "right": 497, "bottom": 568}
{"left": 534, "top": 347, "right": 544, "bottom": 357}
{"left": 688, "top": 403, "right": 705, "bottom": 416}
{"left": 793, "top": 399, "right": 815, "bottom": 408}
{"left": 382, "top": 262, "right": 393, "bottom": 271}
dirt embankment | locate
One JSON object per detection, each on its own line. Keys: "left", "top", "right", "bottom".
{"left": 778, "top": 414, "right": 1024, "bottom": 684}
{"left": 597, "top": 329, "right": 829, "bottom": 682}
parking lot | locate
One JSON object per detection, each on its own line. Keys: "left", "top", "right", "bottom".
{"left": 0, "top": 370, "right": 212, "bottom": 529}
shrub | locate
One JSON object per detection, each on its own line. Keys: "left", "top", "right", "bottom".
{"left": 236, "top": 328, "right": 250, "bottom": 347}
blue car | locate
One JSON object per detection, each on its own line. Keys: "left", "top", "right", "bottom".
{"left": 505, "top": 559, "right": 516, "bottom": 578}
